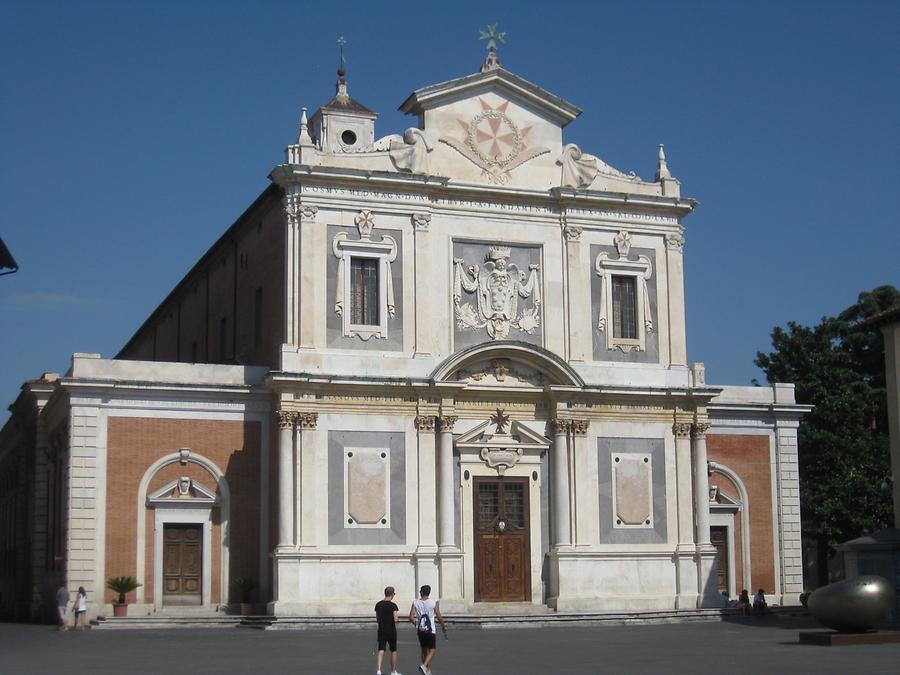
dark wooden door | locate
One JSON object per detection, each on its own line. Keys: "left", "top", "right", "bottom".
{"left": 163, "top": 524, "right": 202, "bottom": 605}
{"left": 475, "top": 477, "right": 529, "bottom": 602}
{"left": 710, "top": 525, "right": 729, "bottom": 596}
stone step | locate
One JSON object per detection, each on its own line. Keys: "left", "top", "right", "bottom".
{"left": 93, "top": 606, "right": 809, "bottom": 630}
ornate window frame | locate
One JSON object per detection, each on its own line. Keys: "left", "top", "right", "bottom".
{"left": 333, "top": 210, "right": 396, "bottom": 340}
{"left": 595, "top": 231, "right": 653, "bottom": 353}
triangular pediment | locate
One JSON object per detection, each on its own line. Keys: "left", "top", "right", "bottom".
{"left": 147, "top": 477, "right": 218, "bottom": 506}
{"left": 455, "top": 419, "right": 550, "bottom": 449}
{"left": 399, "top": 68, "right": 581, "bottom": 127}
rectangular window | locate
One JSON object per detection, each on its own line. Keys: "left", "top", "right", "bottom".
{"left": 611, "top": 275, "right": 637, "bottom": 339}
{"left": 350, "top": 258, "right": 379, "bottom": 326}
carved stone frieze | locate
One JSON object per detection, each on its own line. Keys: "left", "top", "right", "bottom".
{"left": 665, "top": 232, "right": 685, "bottom": 252}
{"left": 437, "top": 415, "right": 458, "bottom": 432}
{"left": 692, "top": 422, "right": 711, "bottom": 439}
{"left": 275, "top": 410, "right": 297, "bottom": 429}
{"left": 296, "top": 412, "right": 318, "bottom": 430}
{"left": 412, "top": 212, "right": 432, "bottom": 231}
{"left": 673, "top": 422, "right": 693, "bottom": 439}
{"left": 415, "top": 415, "right": 436, "bottom": 432}
{"left": 455, "top": 358, "right": 547, "bottom": 386}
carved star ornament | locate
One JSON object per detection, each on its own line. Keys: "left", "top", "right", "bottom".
{"left": 490, "top": 408, "right": 511, "bottom": 434}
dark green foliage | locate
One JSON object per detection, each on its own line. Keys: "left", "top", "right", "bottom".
{"left": 229, "top": 577, "right": 256, "bottom": 603}
{"left": 106, "top": 576, "right": 141, "bottom": 604}
{"left": 755, "top": 286, "right": 899, "bottom": 557}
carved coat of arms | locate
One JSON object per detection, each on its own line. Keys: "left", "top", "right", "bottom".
{"left": 453, "top": 246, "right": 541, "bottom": 340}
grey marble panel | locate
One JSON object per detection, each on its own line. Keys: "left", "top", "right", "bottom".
{"left": 326, "top": 224, "right": 404, "bottom": 351}
{"left": 597, "top": 437, "right": 667, "bottom": 544}
{"left": 590, "top": 244, "right": 659, "bottom": 363}
{"left": 328, "top": 430, "right": 406, "bottom": 545}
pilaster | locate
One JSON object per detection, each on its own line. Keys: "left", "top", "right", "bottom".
{"left": 774, "top": 418, "right": 803, "bottom": 603}
{"left": 563, "top": 225, "right": 590, "bottom": 362}
{"left": 673, "top": 420, "right": 699, "bottom": 607}
{"left": 412, "top": 212, "right": 436, "bottom": 357}
{"left": 275, "top": 410, "right": 296, "bottom": 548}
{"left": 665, "top": 232, "right": 687, "bottom": 366}
{"left": 296, "top": 412, "right": 319, "bottom": 548}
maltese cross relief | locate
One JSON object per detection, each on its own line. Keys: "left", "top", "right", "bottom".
{"left": 441, "top": 98, "right": 550, "bottom": 184}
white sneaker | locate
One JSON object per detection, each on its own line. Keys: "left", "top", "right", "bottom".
{"left": 418, "top": 666, "right": 427, "bottom": 675}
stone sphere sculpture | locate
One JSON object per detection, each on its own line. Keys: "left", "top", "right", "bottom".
{"left": 807, "top": 575, "right": 894, "bottom": 632}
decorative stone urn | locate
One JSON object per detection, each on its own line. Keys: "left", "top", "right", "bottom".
{"left": 807, "top": 575, "right": 894, "bottom": 632}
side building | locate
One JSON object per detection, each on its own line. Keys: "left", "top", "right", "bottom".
{"left": 0, "top": 53, "right": 809, "bottom": 620}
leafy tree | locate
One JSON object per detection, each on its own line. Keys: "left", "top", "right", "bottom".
{"left": 754, "top": 285, "right": 899, "bottom": 586}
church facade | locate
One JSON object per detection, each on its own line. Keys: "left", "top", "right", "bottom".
{"left": 0, "top": 52, "right": 808, "bottom": 620}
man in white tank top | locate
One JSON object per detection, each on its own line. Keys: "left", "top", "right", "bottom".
{"left": 408, "top": 585, "right": 447, "bottom": 674}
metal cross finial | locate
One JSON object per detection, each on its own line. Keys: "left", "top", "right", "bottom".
{"left": 479, "top": 23, "right": 506, "bottom": 52}
{"left": 337, "top": 36, "right": 347, "bottom": 67}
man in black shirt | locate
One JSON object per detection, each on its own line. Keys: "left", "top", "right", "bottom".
{"left": 375, "top": 586, "right": 402, "bottom": 675}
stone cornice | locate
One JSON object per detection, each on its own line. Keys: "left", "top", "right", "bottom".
{"left": 268, "top": 165, "right": 696, "bottom": 219}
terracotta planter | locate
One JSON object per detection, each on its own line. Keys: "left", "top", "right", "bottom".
{"left": 239, "top": 603, "right": 252, "bottom": 616}
{"left": 112, "top": 603, "right": 128, "bottom": 617}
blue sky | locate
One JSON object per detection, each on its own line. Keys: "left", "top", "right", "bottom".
{"left": 1, "top": 0, "right": 897, "bottom": 418}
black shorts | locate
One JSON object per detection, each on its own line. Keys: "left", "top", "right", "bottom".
{"left": 377, "top": 633, "right": 397, "bottom": 652}
{"left": 417, "top": 631, "right": 436, "bottom": 649}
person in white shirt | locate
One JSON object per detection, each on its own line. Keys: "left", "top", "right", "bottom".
{"left": 55, "top": 585, "right": 69, "bottom": 630}
{"left": 408, "top": 585, "right": 447, "bottom": 675}
{"left": 73, "top": 586, "right": 88, "bottom": 631}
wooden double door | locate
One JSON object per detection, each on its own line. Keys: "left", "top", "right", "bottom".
{"left": 163, "top": 524, "right": 202, "bottom": 605}
{"left": 475, "top": 477, "right": 530, "bottom": 602}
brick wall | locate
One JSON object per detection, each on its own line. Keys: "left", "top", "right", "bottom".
{"left": 707, "top": 434, "right": 775, "bottom": 595}
{"left": 105, "top": 417, "right": 261, "bottom": 605}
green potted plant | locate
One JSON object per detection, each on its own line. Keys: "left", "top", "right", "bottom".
{"left": 106, "top": 576, "right": 141, "bottom": 617}
{"left": 230, "top": 577, "right": 256, "bottom": 616}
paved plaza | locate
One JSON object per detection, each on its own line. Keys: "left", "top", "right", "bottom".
{"left": 2, "top": 615, "right": 899, "bottom": 674}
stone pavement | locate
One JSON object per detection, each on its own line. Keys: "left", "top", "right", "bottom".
{"left": 2, "top": 614, "right": 899, "bottom": 674}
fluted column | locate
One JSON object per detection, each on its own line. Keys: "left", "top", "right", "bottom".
{"left": 692, "top": 422, "right": 712, "bottom": 547}
{"left": 673, "top": 422, "right": 695, "bottom": 547}
{"left": 437, "top": 415, "right": 458, "bottom": 548}
{"left": 550, "top": 419, "right": 571, "bottom": 547}
{"left": 276, "top": 410, "right": 297, "bottom": 547}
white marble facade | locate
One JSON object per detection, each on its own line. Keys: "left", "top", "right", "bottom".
{"left": 8, "top": 54, "right": 810, "bottom": 619}
{"left": 265, "top": 56, "right": 809, "bottom": 614}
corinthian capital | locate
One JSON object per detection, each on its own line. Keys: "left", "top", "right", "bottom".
{"left": 564, "top": 226, "right": 582, "bottom": 242}
{"left": 297, "top": 412, "right": 318, "bottom": 430}
{"left": 415, "top": 415, "right": 436, "bottom": 432}
{"left": 438, "top": 415, "right": 458, "bottom": 432}
{"left": 691, "top": 422, "right": 711, "bottom": 439}
{"left": 275, "top": 410, "right": 297, "bottom": 429}
{"left": 665, "top": 232, "right": 685, "bottom": 252}
{"left": 548, "top": 418, "right": 570, "bottom": 435}
{"left": 570, "top": 419, "right": 589, "bottom": 436}
{"left": 412, "top": 212, "right": 432, "bottom": 231}
{"left": 673, "top": 422, "right": 693, "bottom": 439}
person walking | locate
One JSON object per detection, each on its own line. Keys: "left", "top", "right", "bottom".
{"left": 73, "top": 586, "right": 88, "bottom": 631}
{"left": 408, "top": 585, "right": 446, "bottom": 675}
{"left": 55, "top": 585, "right": 69, "bottom": 631}
{"left": 374, "top": 586, "right": 402, "bottom": 675}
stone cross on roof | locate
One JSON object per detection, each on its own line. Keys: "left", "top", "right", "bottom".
{"left": 479, "top": 23, "right": 506, "bottom": 72}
